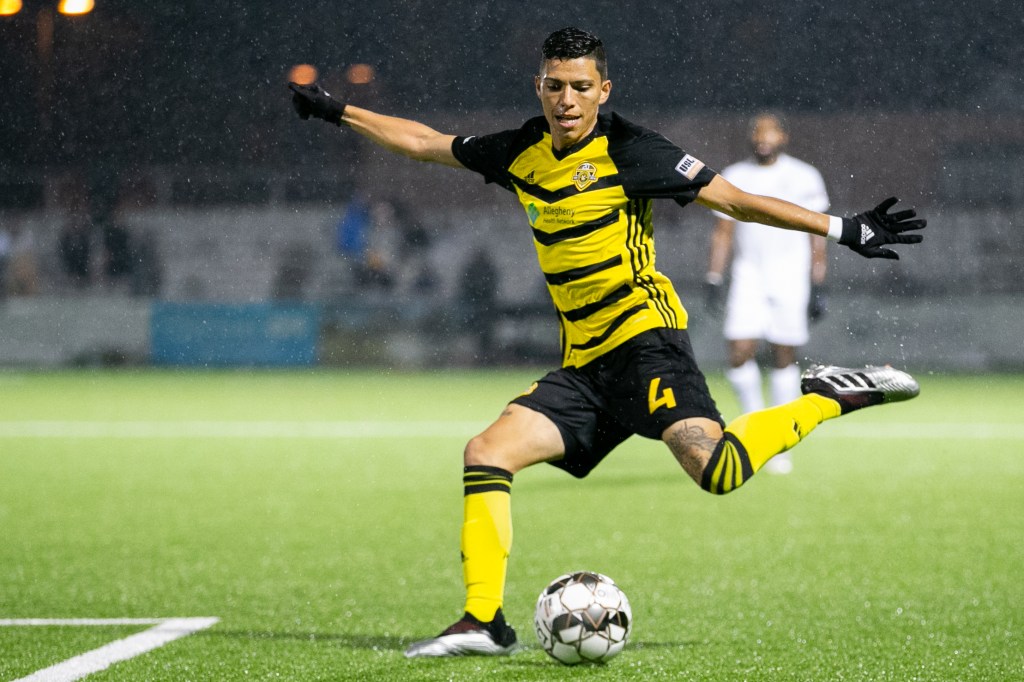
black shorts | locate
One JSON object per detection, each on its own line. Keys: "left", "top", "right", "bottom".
{"left": 511, "top": 328, "right": 723, "bottom": 478}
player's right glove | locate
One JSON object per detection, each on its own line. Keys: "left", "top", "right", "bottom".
{"left": 288, "top": 82, "right": 346, "bottom": 126}
{"left": 840, "top": 197, "right": 926, "bottom": 260}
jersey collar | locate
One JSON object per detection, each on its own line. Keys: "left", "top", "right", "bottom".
{"left": 550, "top": 113, "right": 611, "bottom": 161}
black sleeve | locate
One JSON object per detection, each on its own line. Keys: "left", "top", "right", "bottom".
{"left": 450, "top": 129, "right": 522, "bottom": 192}
{"left": 607, "top": 116, "right": 717, "bottom": 206}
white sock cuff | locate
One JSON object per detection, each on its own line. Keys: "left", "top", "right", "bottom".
{"left": 726, "top": 359, "right": 764, "bottom": 413}
{"left": 726, "top": 359, "right": 761, "bottom": 382}
{"left": 770, "top": 364, "right": 802, "bottom": 405}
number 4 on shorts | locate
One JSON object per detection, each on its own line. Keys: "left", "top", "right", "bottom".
{"left": 648, "top": 377, "right": 677, "bottom": 413}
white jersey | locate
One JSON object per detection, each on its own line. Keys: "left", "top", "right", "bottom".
{"left": 715, "top": 153, "right": 829, "bottom": 345}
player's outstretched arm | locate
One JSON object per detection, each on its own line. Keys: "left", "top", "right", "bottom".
{"left": 696, "top": 175, "right": 926, "bottom": 260}
{"left": 288, "top": 82, "right": 461, "bottom": 168}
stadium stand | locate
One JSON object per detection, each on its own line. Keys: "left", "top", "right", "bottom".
{"left": 1, "top": 112, "right": 1022, "bottom": 368}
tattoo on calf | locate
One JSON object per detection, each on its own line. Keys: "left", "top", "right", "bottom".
{"left": 667, "top": 423, "right": 718, "bottom": 456}
{"left": 665, "top": 422, "right": 720, "bottom": 482}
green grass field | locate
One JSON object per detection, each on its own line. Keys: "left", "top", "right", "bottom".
{"left": 1, "top": 369, "right": 1021, "bottom": 681}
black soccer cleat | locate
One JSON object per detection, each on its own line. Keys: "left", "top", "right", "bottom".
{"left": 800, "top": 364, "right": 920, "bottom": 415}
{"left": 404, "top": 609, "right": 518, "bottom": 658}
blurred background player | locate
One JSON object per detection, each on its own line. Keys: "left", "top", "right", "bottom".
{"left": 705, "top": 113, "right": 830, "bottom": 474}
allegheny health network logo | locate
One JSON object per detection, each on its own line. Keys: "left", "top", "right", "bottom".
{"left": 527, "top": 203, "right": 540, "bottom": 226}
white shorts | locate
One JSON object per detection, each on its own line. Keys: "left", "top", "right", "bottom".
{"left": 723, "top": 265, "right": 810, "bottom": 347}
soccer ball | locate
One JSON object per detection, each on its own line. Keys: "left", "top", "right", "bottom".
{"left": 533, "top": 570, "right": 632, "bottom": 665}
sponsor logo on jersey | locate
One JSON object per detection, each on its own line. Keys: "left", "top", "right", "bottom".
{"left": 525, "top": 170, "right": 536, "bottom": 184}
{"left": 527, "top": 203, "right": 541, "bottom": 226}
{"left": 542, "top": 206, "right": 575, "bottom": 220}
{"left": 527, "top": 203, "right": 575, "bottom": 226}
{"left": 675, "top": 154, "right": 705, "bottom": 180}
{"left": 572, "top": 162, "right": 598, "bottom": 191}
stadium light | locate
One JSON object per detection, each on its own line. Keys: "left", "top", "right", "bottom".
{"left": 0, "top": 0, "right": 96, "bottom": 153}
{"left": 346, "top": 63, "right": 375, "bottom": 85}
{"left": 288, "top": 63, "right": 318, "bottom": 85}
{"left": 58, "top": 0, "right": 93, "bottom": 15}
{"left": 0, "top": 0, "right": 95, "bottom": 15}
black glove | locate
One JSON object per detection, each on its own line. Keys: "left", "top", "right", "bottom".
{"left": 840, "top": 197, "right": 926, "bottom": 260}
{"left": 703, "top": 275, "right": 725, "bottom": 316}
{"left": 288, "top": 82, "right": 346, "bottom": 125}
{"left": 808, "top": 284, "right": 827, "bottom": 323}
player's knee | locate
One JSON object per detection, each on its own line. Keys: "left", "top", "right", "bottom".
{"left": 728, "top": 340, "right": 758, "bottom": 367}
{"left": 463, "top": 434, "right": 505, "bottom": 468}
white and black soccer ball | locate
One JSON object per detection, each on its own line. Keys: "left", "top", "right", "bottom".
{"left": 534, "top": 570, "right": 632, "bottom": 665}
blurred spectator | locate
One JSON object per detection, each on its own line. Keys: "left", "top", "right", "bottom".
{"left": 410, "top": 258, "right": 440, "bottom": 293}
{"left": 336, "top": 195, "right": 381, "bottom": 289}
{"left": 5, "top": 218, "right": 40, "bottom": 297}
{"left": 393, "top": 200, "right": 439, "bottom": 294}
{"left": 129, "top": 228, "right": 163, "bottom": 297}
{"left": 459, "top": 247, "right": 500, "bottom": 364}
{"left": 358, "top": 252, "right": 394, "bottom": 289}
{"left": 272, "top": 242, "right": 316, "bottom": 301}
{"left": 100, "top": 217, "right": 135, "bottom": 288}
{"left": 360, "top": 200, "right": 400, "bottom": 290}
{"left": 336, "top": 195, "right": 369, "bottom": 257}
{"left": 0, "top": 225, "right": 8, "bottom": 301}
{"left": 56, "top": 176, "right": 95, "bottom": 290}
{"left": 58, "top": 216, "right": 94, "bottom": 290}
{"left": 335, "top": 195, "right": 441, "bottom": 294}
{"left": 108, "top": 176, "right": 163, "bottom": 297}
{"left": 0, "top": 223, "right": 9, "bottom": 300}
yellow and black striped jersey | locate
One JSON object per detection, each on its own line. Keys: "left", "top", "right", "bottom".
{"left": 452, "top": 112, "right": 716, "bottom": 368}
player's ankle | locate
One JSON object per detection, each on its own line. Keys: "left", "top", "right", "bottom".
{"left": 803, "top": 392, "right": 842, "bottom": 421}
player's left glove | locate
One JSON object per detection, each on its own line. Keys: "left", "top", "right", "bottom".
{"left": 840, "top": 197, "right": 926, "bottom": 260}
{"left": 703, "top": 273, "right": 725, "bottom": 317}
{"left": 288, "top": 82, "right": 346, "bottom": 125}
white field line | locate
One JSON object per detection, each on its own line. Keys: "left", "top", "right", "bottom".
{"left": 0, "top": 420, "right": 483, "bottom": 439}
{"left": 1, "top": 617, "right": 219, "bottom": 682}
{"left": 0, "top": 619, "right": 165, "bottom": 626}
{"left": 0, "top": 420, "right": 1020, "bottom": 440}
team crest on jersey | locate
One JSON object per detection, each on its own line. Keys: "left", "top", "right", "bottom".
{"left": 572, "top": 162, "right": 598, "bottom": 191}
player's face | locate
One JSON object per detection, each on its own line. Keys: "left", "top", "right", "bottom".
{"left": 750, "top": 116, "right": 788, "bottom": 164}
{"left": 535, "top": 57, "right": 611, "bottom": 151}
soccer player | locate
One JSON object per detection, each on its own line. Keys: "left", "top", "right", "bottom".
{"left": 289, "top": 27, "right": 926, "bottom": 658}
{"left": 705, "top": 113, "right": 831, "bottom": 474}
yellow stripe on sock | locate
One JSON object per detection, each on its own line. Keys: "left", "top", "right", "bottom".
{"left": 703, "top": 394, "right": 835, "bottom": 495}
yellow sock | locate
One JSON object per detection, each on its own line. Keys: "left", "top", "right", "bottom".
{"left": 461, "top": 466, "right": 513, "bottom": 622}
{"left": 701, "top": 393, "right": 841, "bottom": 494}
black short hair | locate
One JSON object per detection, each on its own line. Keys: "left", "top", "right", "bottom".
{"left": 541, "top": 27, "right": 607, "bottom": 80}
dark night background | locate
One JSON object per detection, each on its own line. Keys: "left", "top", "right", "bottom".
{"left": 0, "top": 0, "right": 1021, "bottom": 369}
{"left": 0, "top": 0, "right": 1020, "bottom": 170}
